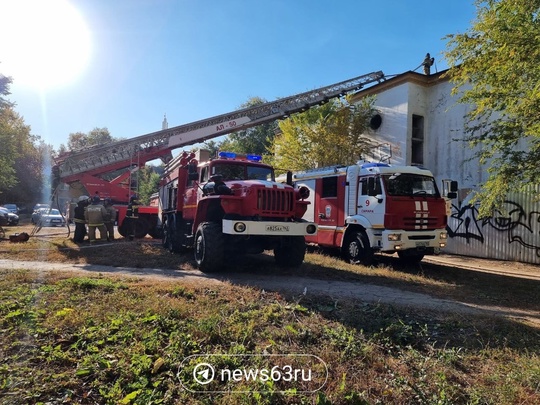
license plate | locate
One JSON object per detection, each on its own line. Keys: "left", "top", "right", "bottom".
{"left": 415, "top": 241, "right": 429, "bottom": 247}
{"left": 51, "top": 219, "right": 60, "bottom": 223}
{"left": 266, "top": 225, "right": 290, "bottom": 232}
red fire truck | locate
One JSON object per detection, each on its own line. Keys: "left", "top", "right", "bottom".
{"left": 289, "top": 162, "right": 457, "bottom": 264}
{"left": 159, "top": 150, "right": 317, "bottom": 271}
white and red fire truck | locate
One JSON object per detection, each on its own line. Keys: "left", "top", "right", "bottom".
{"left": 289, "top": 162, "right": 457, "bottom": 264}
{"left": 159, "top": 150, "right": 317, "bottom": 272}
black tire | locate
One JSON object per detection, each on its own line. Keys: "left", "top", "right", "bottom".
{"left": 397, "top": 251, "right": 425, "bottom": 264}
{"left": 274, "top": 236, "right": 306, "bottom": 267}
{"left": 194, "top": 222, "right": 224, "bottom": 272}
{"left": 119, "top": 217, "right": 149, "bottom": 239}
{"left": 148, "top": 227, "right": 162, "bottom": 239}
{"left": 162, "top": 217, "right": 171, "bottom": 250}
{"left": 163, "top": 216, "right": 184, "bottom": 253}
{"left": 343, "top": 230, "right": 374, "bottom": 265}
{"left": 162, "top": 217, "right": 173, "bottom": 252}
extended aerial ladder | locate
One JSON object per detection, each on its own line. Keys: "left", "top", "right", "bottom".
{"left": 53, "top": 70, "right": 385, "bottom": 237}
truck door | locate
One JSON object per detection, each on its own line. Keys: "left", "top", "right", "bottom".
{"left": 315, "top": 175, "right": 345, "bottom": 247}
{"left": 182, "top": 166, "right": 204, "bottom": 222}
{"left": 357, "top": 176, "right": 385, "bottom": 227}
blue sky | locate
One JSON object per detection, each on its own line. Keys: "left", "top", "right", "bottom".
{"left": 2, "top": 0, "right": 477, "bottom": 151}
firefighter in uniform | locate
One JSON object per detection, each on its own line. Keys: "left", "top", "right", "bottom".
{"left": 73, "top": 196, "right": 90, "bottom": 243}
{"left": 103, "top": 198, "right": 116, "bottom": 241}
{"left": 126, "top": 193, "right": 140, "bottom": 240}
{"left": 85, "top": 196, "right": 108, "bottom": 242}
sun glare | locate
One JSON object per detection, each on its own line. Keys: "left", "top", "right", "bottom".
{"left": 0, "top": 0, "right": 92, "bottom": 90}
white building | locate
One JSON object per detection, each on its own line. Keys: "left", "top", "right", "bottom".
{"left": 350, "top": 70, "right": 540, "bottom": 264}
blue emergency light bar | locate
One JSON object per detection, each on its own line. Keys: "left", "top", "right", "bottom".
{"left": 218, "top": 151, "right": 262, "bottom": 162}
{"left": 361, "top": 162, "right": 390, "bottom": 169}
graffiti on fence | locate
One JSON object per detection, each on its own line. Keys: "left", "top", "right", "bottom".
{"left": 447, "top": 200, "right": 540, "bottom": 256}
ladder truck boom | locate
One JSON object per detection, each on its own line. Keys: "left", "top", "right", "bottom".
{"left": 54, "top": 71, "right": 385, "bottom": 183}
{"left": 53, "top": 70, "right": 385, "bottom": 240}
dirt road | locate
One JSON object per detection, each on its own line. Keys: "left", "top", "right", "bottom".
{"left": 1, "top": 253, "right": 539, "bottom": 326}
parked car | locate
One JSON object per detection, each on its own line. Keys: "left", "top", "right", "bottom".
{"left": 34, "top": 208, "right": 66, "bottom": 227}
{"left": 33, "top": 203, "right": 50, "bottom": 212}
{"left": 0, "top": 208, "right": 8, "bottom": 227}
{"left": 0, "top": 207, "right": 19, "bottom": 225}
{"left": 31, "top": 207, "right": 51, "bottom": 224}
{"left": 2, "top": 204, "right": 20, "bottom": 215}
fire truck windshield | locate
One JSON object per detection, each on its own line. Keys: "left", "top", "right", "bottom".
{"left": 383, "top": 174, "right": 440, "bottom": 197}
{"left": 212, "top": 163, "right": 274, "bottom": 181}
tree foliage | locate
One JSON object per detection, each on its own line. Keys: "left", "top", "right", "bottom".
{"left": 64, "top": 127, "right": 116, "bottom": 151}
{"left": 136, "top": 166, "right": 161, "bottom": 205}
{"left": 268, "top": 97, "right": 376, "bottom": 173}
{"left": 444, "top": 0, "right": 540, "bottom": 215}
{"left": 0, "top": 73, "right": 13, "bottom": 109}
{"left": 0, "top": 76, "right": 47, "bottom": 205}
{"left": 218, "top": 97, "right": 277, "bottom": 156}
{"left": 0, "top": 106, "right": 19, "bottom": 193}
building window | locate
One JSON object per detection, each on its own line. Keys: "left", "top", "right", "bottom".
{"left": 411, "top": 114, "right": 424, "bottom": 165}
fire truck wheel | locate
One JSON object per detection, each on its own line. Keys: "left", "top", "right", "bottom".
{"left": 163, "top": 217, "right": 182, "bottom": 253}
{"left": 119, "top": 218, "right": 149, "bottom": 239}
{"left": 343, "top": 230, "right": 374, "bottom": 266}
{"left": 274, "top": 236, "right": 306, "bottom": 267}
{"left": 194, "top": 222, "right": 225, "bottom": 272}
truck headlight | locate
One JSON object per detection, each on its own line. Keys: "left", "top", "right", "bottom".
{"left": 440, "top": 232, "right": 448, "bottom": 239}
{"left": 233, "top": 222, "right": 246, "bottom": 233}
{"left": 388, "top": 233, "right": 401, "bottom": 241}
{"left": 306, "top": 224, "right": 317, "bottom": 234}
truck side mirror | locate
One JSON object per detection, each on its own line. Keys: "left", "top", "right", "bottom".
{"left": 446, "top": 180, "right": 458, "bottom": 198}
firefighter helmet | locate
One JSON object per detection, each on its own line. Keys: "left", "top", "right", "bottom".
{"left": 78, "top": 195, "right": 90, "bottom": 202}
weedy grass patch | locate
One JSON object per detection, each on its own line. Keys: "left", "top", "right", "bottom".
{"left": 1, "top": 269, "right": 540, "bottom": 404}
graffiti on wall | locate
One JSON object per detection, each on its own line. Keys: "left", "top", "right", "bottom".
{"left": 447, "top": 200, "right": 540, "bottom": 257}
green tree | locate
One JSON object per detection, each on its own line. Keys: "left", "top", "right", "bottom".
{"left": 444, "top": 0, "right": 540, "bottom": 216}
{"left": 201, "top": 140, "right": 220, "bottom": 158}
{"left": 0, "top": 106, "right": 19, "bottom": 194}
{"left": 136, "top": 165, "right": 161, "bottom": 205}
{"left": 0, "top": 82, "right": 47, "bottom": 204}
{"left": 269, "top": 97, "right": 376, "bottom": 173}
{"left": 64, "top": 127, "right": 116, "bottom": 151}
{"left": 218, "top": 97, "right": 277, "bottom": 156}
{"left": 0, "top": 72, "right": 13, "bottom": 109}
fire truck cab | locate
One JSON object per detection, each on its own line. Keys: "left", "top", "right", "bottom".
{"left": 159, "top": 151, "right": 317, "bottom": 271}
{"left": 290, "top": 162, "right": 456, "bottom": 264}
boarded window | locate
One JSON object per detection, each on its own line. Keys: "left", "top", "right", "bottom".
{"left": 412, "top": 114, "right": 424, "bottom": 165}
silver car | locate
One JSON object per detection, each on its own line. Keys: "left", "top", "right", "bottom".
{"left": 33, "top": 208, "right": 66, "bottom": 227}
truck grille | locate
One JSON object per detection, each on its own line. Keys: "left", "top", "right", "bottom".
{"left": 403, "top": 216, "right": 439, "bottom": 230}
{"left": 257, "top": 189, "right": 294, "bottom": 215}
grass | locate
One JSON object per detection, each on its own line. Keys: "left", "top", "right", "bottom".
{"left": 1, "top": 269, "right": 540, "bottom": 404}
{"left": 0, "top": 220, "right": 540, "bottom": 403}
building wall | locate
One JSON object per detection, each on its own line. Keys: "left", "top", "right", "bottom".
{"left": 354, "top": 72, "right": 540, "bottom": 264}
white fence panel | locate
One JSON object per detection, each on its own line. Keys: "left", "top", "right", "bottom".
{"left": 446, "top": 187, "right": 540, "bottom": 264}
